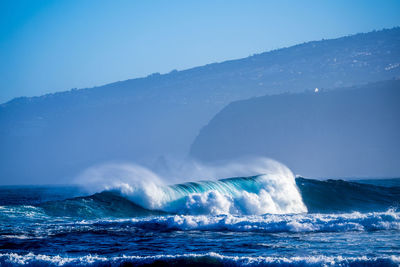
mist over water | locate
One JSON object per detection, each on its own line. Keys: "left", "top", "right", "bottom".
{"left": 74, "top": 158, "right": 307, "bottom": 215}
{"left": 1, "top": 159, "right": 399, "bottom": 267}
{"left": 1, "top": 23, "right": 400, "bottom": 266}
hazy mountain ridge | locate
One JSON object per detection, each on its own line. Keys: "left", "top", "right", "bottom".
{"left": 190, "top": 80, "right": 400, "bottom": 178}
{"left": 1, "top": 28, "right": 400, "bottom": 184}
{"left": 3, "top": 28, "right": 400, "bottom": 107}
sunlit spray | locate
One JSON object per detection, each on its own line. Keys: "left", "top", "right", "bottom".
{"left": 75, "top": 158, "right": 307, "bottom": 215}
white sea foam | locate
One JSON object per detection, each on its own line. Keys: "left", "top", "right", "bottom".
{"left": 91, "top": 209, "right": 400, "bottom": 233}
{"left": 2, "top": 211, "right": 397, "bottom": 242}
{"left": 76, "top": 158, "right": 307, "bottom": 215}
{"left": 0, "top": 205, "right": 47, "bottom": 220}
{"left": 1, "top": 252, "right": 399, "bottom": 266}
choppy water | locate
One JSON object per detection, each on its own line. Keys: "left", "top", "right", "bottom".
{"left": 0, "top": 176, "right": 399, "bottom": 266}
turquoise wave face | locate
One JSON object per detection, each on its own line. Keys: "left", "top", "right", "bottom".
{"left": 111, "top": 173, "right": 307, "bottom": 215}
{"left": 35, "top": 174, "right": 305, "bottom": 217}
{"left": 28, "top": 177, "right": 400, "bottom": 219}
{"left": 2, "top": 176, "right": 398, "bottom": 220}
{"left": 170, "top": 176, "right": 262, "bottom": 196}
{"left": 0, "top": 179, "right": 399, "bottom": 266}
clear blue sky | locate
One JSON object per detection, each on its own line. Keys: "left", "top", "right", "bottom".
{"left": 1, "top": 0, "right": 400, "bottom": 104}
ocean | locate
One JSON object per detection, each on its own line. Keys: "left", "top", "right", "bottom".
{"left": 0, "top": 172, "right": 399, "bottom": 266}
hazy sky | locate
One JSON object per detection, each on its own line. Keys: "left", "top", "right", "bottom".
{"left": 1, "top": 0, "right": 400, "bottom": 104}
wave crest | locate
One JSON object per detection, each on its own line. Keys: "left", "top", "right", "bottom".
{"left": 76, "top": 159, "right": 307, "bottom": 215}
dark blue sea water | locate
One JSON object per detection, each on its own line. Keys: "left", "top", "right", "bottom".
{"left": 0, "top": 176, "right": 399, "bottom": 266}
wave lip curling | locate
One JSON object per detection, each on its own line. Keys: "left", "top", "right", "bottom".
{"left": 81, "top": 160, "right": 308, "bottom": 215}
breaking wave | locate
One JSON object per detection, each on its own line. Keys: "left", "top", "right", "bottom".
{"left": 36, "top": 177, "right": 400, "bottom": 219}
{"left": 43, "top": 160, "right": 307, "bottom": 216}
{"left": 122, "top": 209, "right": 400, "bottom": 232}
{"left": 28, "top": 159, "right": 399, "bottom": 218}
{"left": 1, "top": 209, "right": 399, "bottom": 238}
{"left": 130, "top": 173, "right": 307, "bottom": 215}
{"left": 1, "top": 252, "right": 399, "bottom": 266}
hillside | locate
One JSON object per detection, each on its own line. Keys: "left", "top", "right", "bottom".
{"left": 1, "top": 28, "right": 400, "bottom": 183}
{"left": 190, "top": 80, "right": 400, "bottom": 178}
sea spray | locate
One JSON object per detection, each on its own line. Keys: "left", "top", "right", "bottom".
{"left": 76, "top": 159, "right": 307, "bottom": 215}
{"left": 1, "top": 180, "right": 399, "bottom": 266}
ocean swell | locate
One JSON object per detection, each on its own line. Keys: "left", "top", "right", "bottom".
{"left": 29, "top": 159, "right": 400, "bottom": 218}
{"left": 92, "top": 209, "right": 400, "bottom": 233}
{"left": 33, "top": 177, "right": 400, "bottom": 219}
{"left": 87, "top": 160, "right": 307, "bottom": 216}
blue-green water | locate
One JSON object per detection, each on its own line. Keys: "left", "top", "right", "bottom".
{"left": 0, "top": 177, "right": 399, "bottom": 266}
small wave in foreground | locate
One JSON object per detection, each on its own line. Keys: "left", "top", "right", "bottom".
{"left": 1, "top": 252, "right": 399, "bottom": 267}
